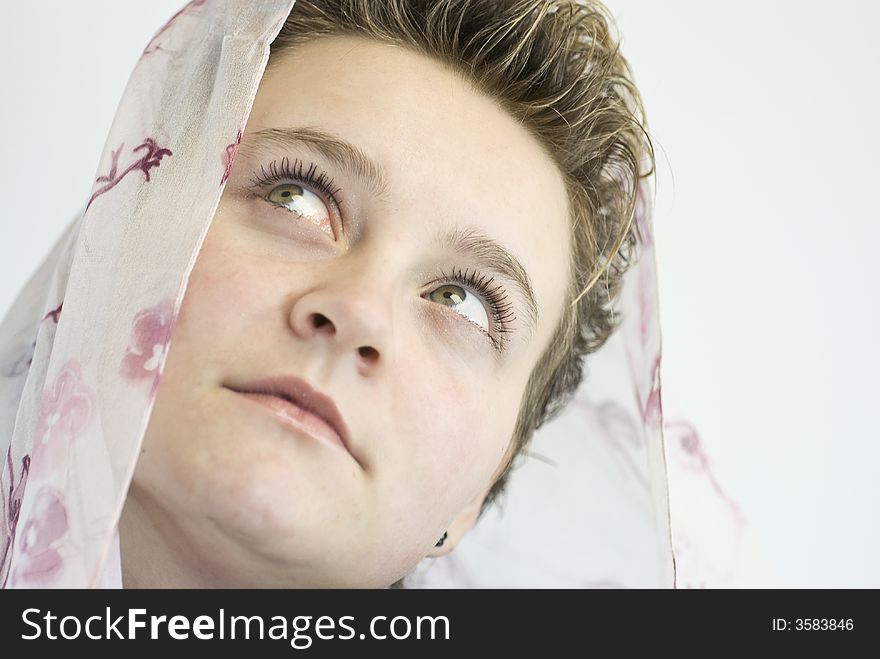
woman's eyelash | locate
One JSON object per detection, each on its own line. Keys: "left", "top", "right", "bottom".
{"left": 436, "top": 266, "right": 516, "bottom": 353}
{"left": 249, "top": 156, "right": 343, "bottom": 210}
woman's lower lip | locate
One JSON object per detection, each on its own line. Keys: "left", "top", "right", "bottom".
{"left": 231, "top": 390, "right": 347, "bottom": 453}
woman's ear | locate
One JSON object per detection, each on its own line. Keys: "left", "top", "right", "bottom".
{"left": 425, "top": 482, "right": 492, "bottom": 558}
{"left": 426, "top": 440, "right": 516, "bottom": 558}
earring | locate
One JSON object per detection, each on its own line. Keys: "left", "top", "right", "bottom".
{"left": 435, "top": 531, "right": 448, "bottom": 548}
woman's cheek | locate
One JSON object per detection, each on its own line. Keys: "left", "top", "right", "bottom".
{"left": 411, "top": 406, "right": 495, "bottom": 506}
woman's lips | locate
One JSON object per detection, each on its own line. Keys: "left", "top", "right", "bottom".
{"left": 233, "top": 390, "right": 348, "bottom": 454}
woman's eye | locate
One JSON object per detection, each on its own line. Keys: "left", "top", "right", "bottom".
{"left": 428, "top": 284, "right": 490, "bottom": 333}
{"left": 266, "top": 183, "right": 333, "bottom": 238}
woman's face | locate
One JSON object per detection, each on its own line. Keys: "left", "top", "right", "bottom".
{"left": 123, "top": 36, "right": 571, "bottom": 587}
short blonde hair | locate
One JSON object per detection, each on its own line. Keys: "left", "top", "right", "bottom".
{"left": 269, "top": 0, "right": 655, "bottom": 516}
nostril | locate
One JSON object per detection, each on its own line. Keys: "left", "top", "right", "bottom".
{"left": 358, "top": 346, "right": 378, "bottom": 361}
{"left": 311, "top": 313, "right": 333, "bottom": 331}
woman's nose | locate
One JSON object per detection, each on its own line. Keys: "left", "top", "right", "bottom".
{"left": 287, "top": 264, "right": 391, "bottom": 372}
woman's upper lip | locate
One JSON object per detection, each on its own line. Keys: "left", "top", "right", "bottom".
{"left": 224, "top": 375, "right": 359, "bottom": 467}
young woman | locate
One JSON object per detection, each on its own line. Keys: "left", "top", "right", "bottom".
{"left": 0, "top": 0, "right": 675, "bottom": 588}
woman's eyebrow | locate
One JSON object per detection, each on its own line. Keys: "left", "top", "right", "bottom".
{"left": 433, "top": 225, "right": 539, "bottom": 338}
{"left": 240, "top": 126, "right": 539, "bottom": 338}
{"left": 239, "top": 126, "right": 391, "bottom": 202}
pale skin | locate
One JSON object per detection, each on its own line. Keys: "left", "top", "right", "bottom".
{"left": 119, "top": 35, "right": 571, "bottom": 588}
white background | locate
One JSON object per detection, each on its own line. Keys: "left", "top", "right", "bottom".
{"left": 1, "top": 1, "right": 877, "bottom": 587}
